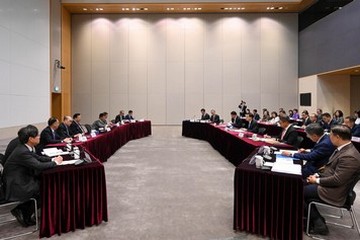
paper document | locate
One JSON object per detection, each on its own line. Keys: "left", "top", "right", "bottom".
{"left": 43, "top": 148, "right": 70, "bottom": 157}
{"left": 271, "top": 156, "right": 301, "bottom": 175}
{"left": 59, "top": 160, "right": 78, "bottom": 165}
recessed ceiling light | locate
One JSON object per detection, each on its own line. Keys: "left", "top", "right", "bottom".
{"left": 83, "top": 8, "right": 87, "bottom": 11}
{"left": 355, "top": 70, "right": 359, "bottom": 72}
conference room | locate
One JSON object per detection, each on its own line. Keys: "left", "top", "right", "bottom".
{"left": 0, "top": 0, "right": 360, "bottom": 239}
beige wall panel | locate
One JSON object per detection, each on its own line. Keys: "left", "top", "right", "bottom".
{"left": 166, "top": 18, "right": 184, "bottom": 62}
{"left": 222, "top": 17, "right": 243, "bottom": 62}
{"left": 129, "top": 62, "right": 147, "bottom": 94}
{"left": 109, "top": 94, "right": 129, "bottom": 116}
{"left": 204, "top": 61, "right": 222, "bottom": 94}
{"left": 109, "top": 17, "right": 129, "bottom": 62}
{"left": 147, "top": 18, "right": 166, "bottom": 62}
{"left": 261, "top": 61, "right": 279, "bottom": 94}
{"left": 242, "top": 16, "right": 261, "bottom": 62}
{"left": 298, "top": 75, "right": 318, "bottom": 114}
{"left": 167, "top": 62, "right": 184, "bottom": 124}
{"left": 260, "top": 93, "right": 280, "bottom": 112}
{"left": 185, "top": 93, "right": 204, "bottom": 119}
{"left": 92, "top": 62, "right": 110, "bottom": 95}
{"left": 223, "top": 61, "right": 241, "bottom": 95}
{"left": 72, "top": 93, "right": 92, "bottom": 123}
{"left": 241, "top": 61, "right": 261, "bottom": 93}
{"left": 148, "top": 62, "right": 166, "bottom": 95}
{"left": 184, "top": 18, "right": 204, "bottom": 62}
{"left": 72, "top": 63, "right": 92, "bottom": 94}
{"left": 72, "top": 14, "right": 92, "bottom": 64}
{"left": 128, "top": 20, "right": 148, "bottom": 62}
{"left": 92, "top": 94, "right": 110, "bottom": 120}
{"left": 128, "top": 94, "right": 147, "bottom": 119}
{"left": 148, "top": 94, "right": 166, "bottom": 124}
{"left": 110, "top": 62, "right": 128, "bottom": 94}
{"left": 204, "top": 16, "right": 223, "bottom": 61}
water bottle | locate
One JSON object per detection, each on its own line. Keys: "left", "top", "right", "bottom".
{"left": 73, "top": 147, "right": 80, "bottom": 159}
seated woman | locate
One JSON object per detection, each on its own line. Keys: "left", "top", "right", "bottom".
{"left": 269, "top": 111, "right": 280, "bottom": 124}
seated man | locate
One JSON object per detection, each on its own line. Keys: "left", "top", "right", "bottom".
{"left": 200, "top": 108, "right": 210, "bottom": 121}
{"left": 304, "top": 125, "right": 360, "bottom": 235}
{"left": 114, "top": 110, "right": 125, "bottom": 123}
{"left": 282, "top": 123, "right": 335, "bottom": 177}
{"left": 253, "top": 109, "right": 260, "bottom": 121}
{"left": 3, "top": 125, "right": 63, "bottom": 227}
{"left": 301, "top": 110, "right": 312, "bottom": 126}
{"left": 124, "top": 110, "right": 134, "bottom": 121}
{"left": 277, "top": 115, "right": 298, "bottom": 146}
{"left": 309, "top": 113, "right": 318, "bottom": 124}
{"left": 321, "top": 112, "right": 338, "bottom": 131}
{"left": 57, "top": 116, "right": 80, "bottom": 139}
{"left": 92, "top": 112, "right": 107, "bottom": 130}
{"left": 245, "top": 113, "right": 258, "bottom": 133}
{"left": 230, "top": 111, "right": 242, "bottom": 128}
{"left": 343, "top": 116, "right": 360, "bottom": 137}
{"left": 39, "top": 117, "right": 72, "bottom": 152}
{"left": 209, "top": 109, "right": 220, "bottom": 124}
{"left": 70, "top": 113, "right": 85, "bottom": 135}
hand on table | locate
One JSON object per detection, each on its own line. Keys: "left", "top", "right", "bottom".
{"left": 307, "top": 175, "right": 318, "bottom": 184}
{"left": 53, "top": 156, "right": 63, "bottom": 165}
{"left": 281, "top": 151, "right": 292, "bottom": 157}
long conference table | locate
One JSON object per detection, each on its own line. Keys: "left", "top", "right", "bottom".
{"left": 182, "top": 120, "right": 304, "bottom": 240}
{"left": 39, "top": 121, "right": 152, "bottom": 238}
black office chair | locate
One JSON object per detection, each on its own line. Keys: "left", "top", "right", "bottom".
{"left": 294, "top": 136, "right": 304, "bottom": 149}
{"left": 0, "top": 198, "right": 39, "bottom": 240}
{"left": 84, "top": 124, "right": 92, "bottom": 133}
{"left": 306, "top": 174, "right": 360, "bottom": 238}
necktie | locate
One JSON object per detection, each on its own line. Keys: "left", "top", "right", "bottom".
{"left": 66, "top": 126, "right": 69, "bottom": 136}
{"left": 281, "top": 129, "right": 286, "bottom": 140}
{"left": 52, "top": 130, "right": 56, "bottom": 140}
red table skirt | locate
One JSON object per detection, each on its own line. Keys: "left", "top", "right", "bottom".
{"left": 39, "top": 121, "right": 151, "bottom": 238}
{"left": 234, "top": 160, "right": 303, "bottom": 240}
{"left": 40, "top": 161, "right": 108, "bottom": 238}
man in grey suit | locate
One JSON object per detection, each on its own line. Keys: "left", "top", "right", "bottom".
{"left": 304, "top": 125, "right": 360, "bottom": 235}
{"left": 3, "top": 125, "right": 63, "bottom": 227}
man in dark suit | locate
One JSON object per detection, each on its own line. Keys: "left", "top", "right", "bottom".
{"left": 70, "top": 113, "right": 85, "bottom": 135}
{"left": 304, "top": 125, "right": 360, "bottom": 235}
{"left": 344, "top": 116, "right": 360, "bottom": 137}
{"left": 230, "top": 111, "right": 242, "bottom": 128}
{"left": 39, "top": 117, "right": 72, "bottom": 153}
{"left": 200, "top": 108, "right": 210, "bottom": 121}
{"left": 57, "top": 116, "right": 79, "bottom": 139}
{"left": 252, "top": 109, "right": 260, "bottom": 121}
{"left": 301, "top": 110, "right": 312, "bottom": 126}
{"left": 245, "top": 113, "right": 258, "bottom": 133}
{"left": 321, "top": 112, "right": 338, "bottom": 131}
{"left": 124, "top": 110, "right": 134, "bottom": 121}
{"left": 92, "top": 112, "right": 108, "bottom": 130}
{"left": 282, "top": 123, "right": 335, "bottom": 177}
{"left": 210, "top": 109, "right": 220, "bottom": 124}
{"left": 278, "top": 115, "right": 298, "bottom": 146}
{"left": 114, "top": 110, "right": 125, "bottom": 123}
{"left": 3, "top": 125, "right": 63, "bottom": 227}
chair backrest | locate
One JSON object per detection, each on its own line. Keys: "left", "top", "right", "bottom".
{"left": 344, "top": 173, "right": 360, "bottom": 209}
{"left": 84, "top": 124, "right": 92, "bottom": 133}
{"left": 294, "top": 136, "right": 304, "bottom": 149}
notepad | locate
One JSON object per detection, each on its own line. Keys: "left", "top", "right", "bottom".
{"left": 59, "top": 160, "right": 79, "bottom": 165}
{"left": 43, "top": 148, "right": 70, "bottom": 157}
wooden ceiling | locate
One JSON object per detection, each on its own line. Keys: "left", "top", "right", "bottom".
{"left": 63, "top": 0, "right": 316, "bottom": 14}
{"left": 319, "top": 66, "right": 360, "bottom": 77}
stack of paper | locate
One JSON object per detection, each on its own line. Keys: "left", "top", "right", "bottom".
{"left": 43, "top": 148, "right": 70, "bottom": 157}
{"left": 271, "top": 154, "right": 301, "bottom": 175}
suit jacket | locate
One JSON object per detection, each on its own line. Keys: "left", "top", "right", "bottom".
{"left": 92, "top": 119, "right": 107, "bottom": 130}
{"left": 201, "top": 113, "right": 210, "bottom": 121}
{"left": 70, "top": 121, "right": 84, "bottom": 136}
{"left": 231, "top": 116, "right": 243, "bottom": 128}
{"left": 210, "top": 114, "right": 220, "bottom": 124}
{"left": 124, "top": 114, "right": 134, "bottom": 120}
{"left": 318, "top": 143, "right": 360, "bottom": 207}
{"left": 303, "top": 117, "right": 312, "bottom": 126}
{"left": 352, "top": 124, "right": 360, "bottom": 137}
{"left": 278, "top": 125, "right": 298, "bottom": 146}
{"left": 2, "top": 137, "right": 20, "bottom": 165}
{"left": 3, "top": 144, "right": 56, "bottom": 201}
{"left": 40, "top": 126, "right": 61, "bottom": 146}
{"left": 57, "top": 122, "right": 71, "bottom": 139}
{"left": 321, "top": 119, "right": 338, "bottom": 131}
{"left": 293, "top": 134, "right": 335, "bottom": 169}
{"left": 254, "top": 113, "right": 260, "bottom": 121}
{"left": 115, "top": 114, "right": 125, "bottom": 123}
{"left": 247, "top": 119, "right": 259, "bottom": 133}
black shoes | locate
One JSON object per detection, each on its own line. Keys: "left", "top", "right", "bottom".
{"left": 11, "top": 208, "right": 28, "bottom": 227}
{"left": 309, "top": 218, "right": 329, "bottom": 236}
